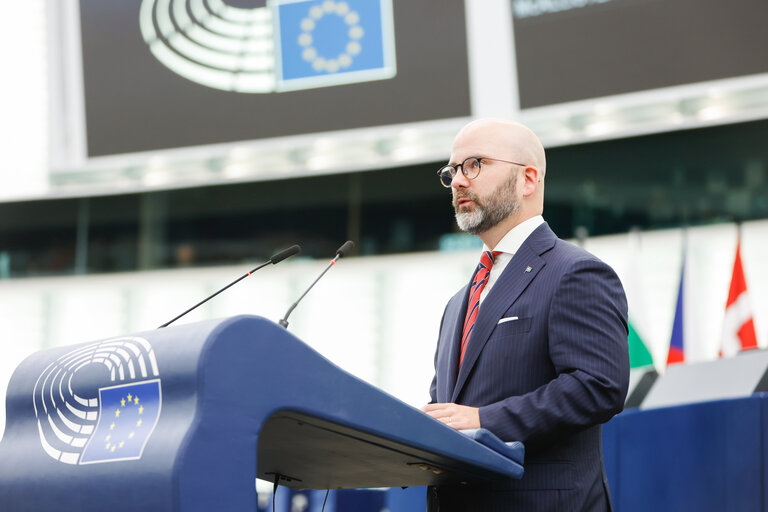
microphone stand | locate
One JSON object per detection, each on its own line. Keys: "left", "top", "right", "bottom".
{"left": 158, "top": 245, "right": 300, "bottom": 328}
{"left": 279, "top": 241, "right": 354, "bottom": 329}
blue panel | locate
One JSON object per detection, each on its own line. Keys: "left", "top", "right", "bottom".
{"left": 386, "top": 486, "right": 426, "bottom": 512}
{"left": 603, "top": 396, "right": 764, "bottom": 512}
{"left": 601, "top": 411, "right": 621, "bottom": 501}
{"left": 761, "top": 393, "right": 768, "bottom": 512}
{"left": 265, "top": 488, "right": 395, "bottom": 512}
{"left": 724, "top": 396, "right": 764, "bottom": 510}
{"left": 335, "top": 489, "right": 387, "bottom": 510}
{"left": 262, "top": 485, "right": 426, "bottom": 511}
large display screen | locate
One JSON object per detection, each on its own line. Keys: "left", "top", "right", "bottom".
{"left": 78, "top": 0, "right": 470, "bottom": 157}
{"left": 512, "top": 0, "right": 768, "bottom": 109}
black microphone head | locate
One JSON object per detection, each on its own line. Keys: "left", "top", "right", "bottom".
{"left": 336, "top": 240, "right": 355, "bottom": 258}
{"left": 270, "top": 244, "right": 301, "bottom": 264}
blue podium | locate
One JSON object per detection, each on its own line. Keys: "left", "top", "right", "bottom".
{"left": 0, "top": 315, "right": 523, "bottom": 511}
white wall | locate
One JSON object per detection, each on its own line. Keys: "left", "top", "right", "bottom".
{"left": 2, "top": 220, "right": 768, "bottom": 440}
{"left": 0, "top": 0, "right": 49, "bottom": 200}
{"left": 586, "top": 221, "right": 768, "bottom": 369}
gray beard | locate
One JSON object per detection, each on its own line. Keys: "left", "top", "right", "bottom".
{"left": 454, "top": 174, "right": 519, "bottom": 235}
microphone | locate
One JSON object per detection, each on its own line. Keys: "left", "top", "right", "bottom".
{"left": 158, "top": 244, "right": 301, "bottom": 328}
{"left": 279, "top": 241, "right": 355, "bottom": 329}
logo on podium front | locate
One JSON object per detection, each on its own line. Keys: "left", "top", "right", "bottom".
{"left": 32, "top": 337, "right": 162, "bottom": 465}
{"left": 79, "top": 380, "right": 161, "bottom": 464}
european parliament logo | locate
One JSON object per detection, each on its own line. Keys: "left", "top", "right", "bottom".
{"left": 139, "top": 0, "right": 396, "bottom": 93}
{"left": 32, "top": 337, "right": 162, "bottom": 465}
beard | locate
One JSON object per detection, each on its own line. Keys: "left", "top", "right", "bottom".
{"left": 453, "top": 173, "right": 520, "bottom": 235}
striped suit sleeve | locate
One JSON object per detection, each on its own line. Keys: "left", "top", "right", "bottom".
{"left": 478, "top": 257, "right": 630, "bottom": 445}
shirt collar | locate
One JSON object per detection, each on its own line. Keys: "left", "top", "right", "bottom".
{"left": 482, "top": 215, "right": 545, "bottom": 256}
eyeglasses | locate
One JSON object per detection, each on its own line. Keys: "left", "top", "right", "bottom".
{"left": 436, "top": 156, "right": 527, "bottom": 188}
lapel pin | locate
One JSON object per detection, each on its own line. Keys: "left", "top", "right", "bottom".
{"left": 525, "top": 266, "right": 532, "bottom": 273}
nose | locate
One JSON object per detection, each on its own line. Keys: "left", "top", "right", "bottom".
{"left": 451, "top": 168, "right": 470, "bottom": 190}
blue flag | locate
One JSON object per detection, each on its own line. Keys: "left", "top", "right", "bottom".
{"left": 667, "top": 249, "right": 686, "bottom": 365}
{"left": 273, "top": 0, "right": 396, "bottom": 90}
{"left": 80, "top": 380, "right": 161, "bottom": 464}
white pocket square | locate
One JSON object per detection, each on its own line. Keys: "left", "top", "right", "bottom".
{"left": 497, "top": 316, "right": 519, "bottom": 324}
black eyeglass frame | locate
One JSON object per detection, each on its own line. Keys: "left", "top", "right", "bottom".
{"left": 436, "top": 156, "right": 528, "bottom": 188}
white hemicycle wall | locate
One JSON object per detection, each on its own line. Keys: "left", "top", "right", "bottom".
{"left": 0, "top": 0, "right": 49, "bottom": 200}
{"left": 2, "top": 220, "right": 768, "bottom": 440}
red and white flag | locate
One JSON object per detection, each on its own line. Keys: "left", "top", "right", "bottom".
{"left": 720, "top": 238, "right": 758, "bottom": 357}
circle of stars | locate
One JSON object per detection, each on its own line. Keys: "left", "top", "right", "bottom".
{"left": 298, "top": 1, "right": 363, "bottom": 73}
{"left": 104, "top": 392, "right": 145, "bottom": 453}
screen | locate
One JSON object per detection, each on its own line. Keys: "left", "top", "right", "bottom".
{"left": 512, "top": 0, "right": 768, "bottom": 108}
{"left": 79, "top": 0, "right": 470, "bottom": 157}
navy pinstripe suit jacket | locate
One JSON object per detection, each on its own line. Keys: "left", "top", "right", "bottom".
{"left": 428, "top": 223, "right": 629, "bottom": 511}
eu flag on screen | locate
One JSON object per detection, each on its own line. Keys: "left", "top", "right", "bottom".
{"left": 80, "top": 379, "right": 161, "bottom": 464}
{"left": 273, "top": 0, "right": 396, "bottom": 91}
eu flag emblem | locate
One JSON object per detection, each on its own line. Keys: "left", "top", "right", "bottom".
{"left": 80, "top": 380, "right": 161, "bottom": 464}
{"left": 273, "top": 0, "right": 396, "bottom": 91}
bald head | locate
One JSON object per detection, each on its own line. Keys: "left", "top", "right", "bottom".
{"left": 451, "top": 118, "right": 546, "bottom": 176}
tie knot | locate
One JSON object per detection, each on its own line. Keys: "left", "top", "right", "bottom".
{"left": 480, "top": 250, "right": 502, "bottom": 269}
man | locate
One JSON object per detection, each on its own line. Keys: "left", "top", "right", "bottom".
{"left": 422, "top": 119, "right": 629, "bottom": 511}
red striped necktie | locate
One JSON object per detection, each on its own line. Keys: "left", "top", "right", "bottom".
{"left": 459, "top": 250, "right": 502, "bottom": 367}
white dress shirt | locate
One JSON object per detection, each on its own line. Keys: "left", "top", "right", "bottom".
{"left": 479, "top": 215, "right": 545, "bottom": 304}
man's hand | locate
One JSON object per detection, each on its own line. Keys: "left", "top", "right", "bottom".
{"left": 421, "top": 403, "right": 480, "bottom": 430}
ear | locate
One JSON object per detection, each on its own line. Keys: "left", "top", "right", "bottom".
{"left": 520, "top": 166, "right": 541, "bottom": 197}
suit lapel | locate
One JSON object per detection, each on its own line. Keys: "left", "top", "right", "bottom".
{"left": 450, "top": 223, "right": 557, "bottom": 402}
